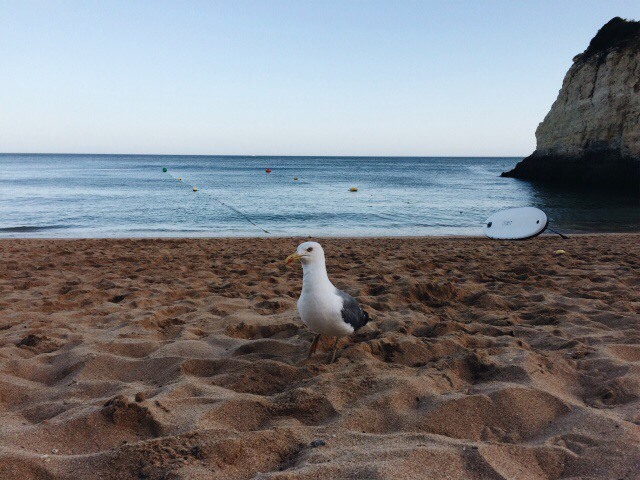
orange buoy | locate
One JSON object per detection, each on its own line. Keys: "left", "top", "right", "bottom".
{"left": 349, "top": 187, "right": 358, "bottom": 192}
{"left": 265, "top": 169, "right": 272, "bottom": 173}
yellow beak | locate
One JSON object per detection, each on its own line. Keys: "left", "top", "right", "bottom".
{"left": 285, "top": 252, "right": 302, "bottom": 265}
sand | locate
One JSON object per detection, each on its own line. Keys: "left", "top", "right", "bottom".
{"left": 0, "top": 235, "right": 639, "bottom": 479}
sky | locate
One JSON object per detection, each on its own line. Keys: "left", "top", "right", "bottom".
{"left": 0, "top": 1, "right": 638, "bottom": 156}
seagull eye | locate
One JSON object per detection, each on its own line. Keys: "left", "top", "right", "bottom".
{"left": 307, "top": 247, "right": 313, "bottom": 252}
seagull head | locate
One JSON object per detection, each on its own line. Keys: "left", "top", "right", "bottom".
{"left": 285, "top": 241, "right": 325, "bottom": 267}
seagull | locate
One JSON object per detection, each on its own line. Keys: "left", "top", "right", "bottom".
{"left": 286, "top": 241, "right": 369, "bottom": 363}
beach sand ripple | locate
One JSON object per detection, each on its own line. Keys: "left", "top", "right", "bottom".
{"left": 0, "top": 236, "right": 639, "bottom": 479}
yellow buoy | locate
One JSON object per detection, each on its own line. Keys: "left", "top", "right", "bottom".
{"left": 178, "top": 177, "right": 182, "bottom": 181}
{"left": 554, "top": 249, "right": 565, "bottom": 255}
{"left": 193, "top": 186, "right": 198, "bottom": 192}
{"left": 349, "top": 187, "right": 358, "bottom": 192}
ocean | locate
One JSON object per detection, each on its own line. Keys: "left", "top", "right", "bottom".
{"left": 1, "top": 154, "right": 638, "bottom": 238}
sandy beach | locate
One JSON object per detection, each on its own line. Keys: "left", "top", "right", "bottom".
{"left": 1, "top": 235, "right": 639, "bottom": 479}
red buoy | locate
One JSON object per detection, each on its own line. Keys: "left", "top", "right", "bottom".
{"left": 265, "top": 169, "right": 271, "bottom": 173}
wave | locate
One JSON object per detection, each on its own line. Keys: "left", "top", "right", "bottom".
{"left": 0, "top": 225, "right": 73, "bottom": 233}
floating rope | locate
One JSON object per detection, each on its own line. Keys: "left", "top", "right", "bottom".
{"left": 162, "top": 167, "right": 270, "bottom": 235}
{"left": 547, "top": 227, "right": 568, "bottom": 239}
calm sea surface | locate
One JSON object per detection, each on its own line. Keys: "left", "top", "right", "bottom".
{"left": 0, "top": 154, "right": 638, "bottom": 238}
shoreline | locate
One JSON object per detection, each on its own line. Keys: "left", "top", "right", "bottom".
{"left": 2, "top": 231, "right": 639, "bottom": 241}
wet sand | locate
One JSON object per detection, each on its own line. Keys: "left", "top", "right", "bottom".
{"left": 0, "top": 235, "right": 639, "bottom": 479}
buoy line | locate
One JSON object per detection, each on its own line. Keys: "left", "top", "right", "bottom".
{"left": 162, "top": 168, "right": 270, "bottom": 235}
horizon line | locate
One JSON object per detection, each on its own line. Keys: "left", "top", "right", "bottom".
{"left": 0, "top": 152, "right": 528, "bottom": 158}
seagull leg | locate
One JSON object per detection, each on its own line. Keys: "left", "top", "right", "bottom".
{"left": 329, "top": 337, "right": 339, "bottom": 364}
{"left": 308, "top": 334, "right": 321, "bottom": 358}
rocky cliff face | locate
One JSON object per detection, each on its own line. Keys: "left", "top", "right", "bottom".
{"left": 502, "top": 17, "right": 640, "bottom": 189}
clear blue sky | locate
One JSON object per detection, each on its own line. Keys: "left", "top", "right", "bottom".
{"left": 0, "top": 1, "right": 637, "bottom": 156}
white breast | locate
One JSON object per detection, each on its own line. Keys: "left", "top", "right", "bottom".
{"left": 298, "top": 289, "right": 354, "bottom": 337}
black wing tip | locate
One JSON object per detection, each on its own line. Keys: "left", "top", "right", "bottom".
{"left": 352, "top": 308, "right": 370, "bottom": 331}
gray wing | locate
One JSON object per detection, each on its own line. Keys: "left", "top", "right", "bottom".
{"left": 335, "top": 288, "right": 369, "bottom": 331}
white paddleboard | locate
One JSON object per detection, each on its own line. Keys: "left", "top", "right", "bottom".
{"left": 483, "top": 207, "right": 548, "bottom": 240}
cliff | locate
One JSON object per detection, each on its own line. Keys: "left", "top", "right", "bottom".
{"left": 502, "top": 17, "right": 640, "bottom": 189}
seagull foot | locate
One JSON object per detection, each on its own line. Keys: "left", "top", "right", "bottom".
{"left": 328, "top": 337, "right": 339, "bottom": 364}
{"left": 307, "top": 334, "right": 321, "bottom": 358}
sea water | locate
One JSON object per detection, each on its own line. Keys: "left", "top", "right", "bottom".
{"left": 1, "top": 154, "right": 638, "bottom": 237}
